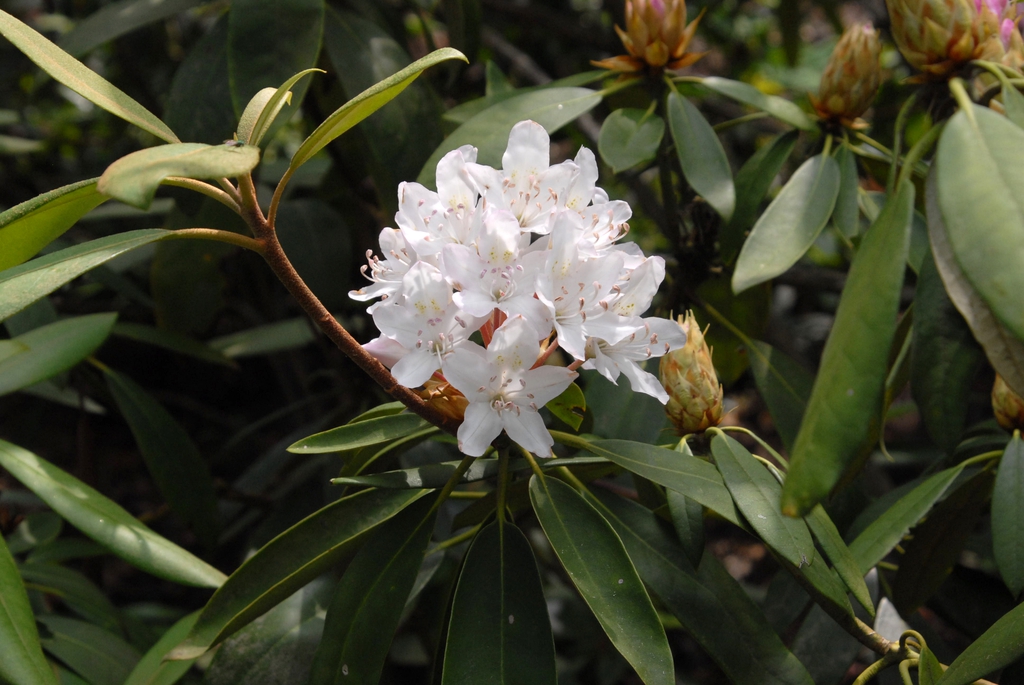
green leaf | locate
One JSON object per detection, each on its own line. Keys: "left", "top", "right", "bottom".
{"left": 310, "top": 498, "right": 435, "bottom": 684}
{"left": 935, "top": 597, "right": 1024, "bottom": 685}
{"left": 242, "top": 69, "right": 322, "bottom": 146}
{"left": 529, "top": 476, "right": 674, "bottom": 685}
{"left": 0, "top": 439, "right": 226, "bottom": 588}
{"left": 27, "top": 539, "right": 106, "bottom": 565}
{"left": 275, "top": 199, "right": 352, "bottom": 311}
{"left": 112, "top": 323, "right": 234, "bottom": 367}
{"left": 847, "top": 464, "right": 965, "bottom": 573}
{"left": 789, "top": 603, "right": 861, "bottom": 684}
{"left": 711, "top": 433, "right": 814, "bottom": 567}
{"left": 163, "top": 14, "right": 235, "bottom": 144}
{"left": 0, "top": 10, "right": 177, "bottom": 143}
{"left": 37, "top": 615, "right": 140, "bottom": 685}
{"left": 582, "top": 368, "right": 668, "bottom": 443}
{"left": 58, "top": 0, "right": 206, "bottom": 56}
{"left": 721, "top": 131, "right": 798, "bottom": 262}
{"left": 98, "top": 142, "right": 260, "bottom": 209}
{"left": 0, "top": 313, "right": 117, "bottom": 397}
{"left": 442, "top": 71, "right": 604, "bottom": 126}
{"left": 919, "top": 646, "right": 945, "bottom": 685}
{"left": 290, "top": 47, "right": 465, "bottom": 176}
{"left": 440, "top": 520, "right": 557, "bottom": 685}
{"left": 6, "top": 512, "right": 63, "bottom": 554}
{"left": 781, "top": 179, "right": 914, "bottom": 515}
{"left": 546, "top": 382, "right": 586, "bottom": 430}
{"left": 589, "top": 490, "right": 813, "bottom": 685}
{"left": 936, "top": 105, "right": 1024, "bottom": 343}
{"left": 0, "top": 179, "right": 107, "bottom": 271}
{"left": 150, "top": 239, "right": 230, "bottom": 336}
{"left": 748, "top": 341, "right": 813, "bottom": 452}
{"left": 805, "top": 505, "right": 874, "bottom": 617}
{"left": 103, "top": 368, "right": 221, "bottom": 549}
{"left": 19, "top": 562, "right": 121, "bottom": 633}
{"left": 1001, "top": 82, "right": 1024, "bottom": 129}
{"left": 666, "top": 488, "right": 704, "bottom": 569}
{"left": 417, "top": 86, "right": 601, "bottom": 186}
{"left": 700, "top": 77, "right": 815, "bottom": 130}
{"left": 597, "top": 109, "right": 664, "bottom": 174}
{"left": 169, "top": 488, "right": 429, "bottom": 659}
{"left": 330, "top": 456, "right": 605, "bottom": 489}
{"left": 833, "top": 144, "right": 860, "bottom": 238}
{"left": 993, "top": 433, "right": 1024, "bottom": 597}
{"left": 123, "top": 610, "right": 200, "bottom": 685}
{"left": 208, "top": 317, "right": 316, "bottom": 358}
{"left": 289, "top": 414, "right": 430, "bottom": 454}
{"left": 0, "top": 229, "right": 171, "bottom": 323}
{"left": 911, "top": 249, "right": 985, "bottom": 452}
{"left": 732, "top": 153, "right": 841, "bottom": 294}
{"left": 667, "top": 92, "right": 735, "bottom": 221}
{"left": 0, "top": 535, "right": 57, "bottom": 685}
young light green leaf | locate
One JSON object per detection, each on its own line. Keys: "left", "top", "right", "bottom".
{"left": 710, "top": 433, "right": 814, "bottom": 567}
{"left": 748, "top": 341, "right": 813, "bottom": 452}
{"left": 0, "top": 313, "right": 116, "bottom": 398}
{"left": 58, "top": 0, "right": 206, "bottom": 57}
{"left": 935, "top": 597, "right": 1024, "bottom": 685}
{"left": 597, "top": 108, "right": 664, "bottom": 174}
{"left": 0, "top": 439, "right": 226, "bottom": 588}
{"left": 441, "top": 521, "right": 558, "bottom": 685}
{"left": 0, "top": 10, "right": 178, "bottom": 143}
{"left": 529, "top": 476, "right": 674, "bottom": 685}
{"left": 236, "top": 88, "right": 276, "bottom": 143}
{"left": 243, "top": 69, "right": 323, "bottom": 146}
{"left": 667, "top": 92, "right": 735, "bottom": 221}
{"left": 103, "top": 367, "right": 221, "bottom": 549}
{"left": 169, "top": 488, "right": 429, "bottom": 660}
{"left": 546, "top": 382, "right": 586, "bottom": 430}
{"left": 0, "top": 535, "right": 58, "bottom": 685}
{"left": 311, "top": 498, "right": 435, "bottom": 685}
{"left": 993, "top": 432, "right": 1024, "bottom": 597}
{"left": 98, "top": 142, "right": 259, "bottom": 209}
{"left": 0, "top": 178, "right": 107, "bottom": 271}
{"left": 290, "top": 47, "right": 465, "bottom": 175}
{"left": 833, "top": 144, "right": 860, "bottom": 238}
{"left": 37, "top": 615, "right": 140, "bottom": 685}
{"left": 732, "top": 153, "right": 841, "bottom": 294}
{"left": 123, "top": 610, "right": 200, "bottom": 685}
{"left": 936, "top": 104, "right": 1024, "bottom": 343}
{"left": 1001, "top": 82, "right": 1024, "bottom": 129}
{"left": 700, "top": 77, "right": 815, "bottom": 130}
{"left": 781, "top": 179, "right": 914, "bottom": 515}
{"left": 417, "top": 86, "right": 601, "bottom": 186}
{"left": 289, "top": 414, "right": 430, "bottom": 454}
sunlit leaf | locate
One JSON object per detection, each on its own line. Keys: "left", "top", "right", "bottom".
{"left": 546, "top": 382, "right": 586, "bottom": 431}
{"left": 289, "top": 414, "right": 430, "bottom": 454}
{"left": 667, "top": 92, "right": 735, "bottom": 221}
{"left": 700, "top": 77, "right": 814, "bottom": 130}
{"left": 598, "top": 108, "right": 664, "bottom": 174}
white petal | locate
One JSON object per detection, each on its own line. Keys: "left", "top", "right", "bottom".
{"left": 458, "top": 402, "right": 503, "bottom": 457}
{"left": 619, "top": 359, "right": 670, "bottom": 403}
{"left": 391, "top": 348, "right": 441, "bottom": 388}
{"left": 517, "top": 366, "right": 577, "bottom": 406}
{"left": 502, "top": 409, "right": 554, "bottom": 457}
{"left": 502, "top": 121, "right": 549, "bottom": 184}
{"left": 436, "top": 148, "right": 478, "bottom": 211}
{"left": 363, "top": 336, "right": 408, "bottom": 369}
{"left": 487, "top": 316, "right": 540, "bottom": 373}
{"left": 442, "top": 345, "right": 494, "bottom": 401}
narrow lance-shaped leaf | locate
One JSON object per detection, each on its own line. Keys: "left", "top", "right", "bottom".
{"left": 700, "top": 77, "right": 815, "bottom": 130}
{"left": 935, "top": 599, "right": 1024, "bottom": 685}
{"left": 0, "top": 534, "right": 59, "bottom": 685}
{"left": 748, "top": 341, "right": 813, "bottom": 452}
{"left": 781, "top": 179, "right": 914, "bottom": 515}
{"left": 37, "top": 615, "right": 139, "bottom": 685}
{"left": 0, "top": 440, "right": 226, "bottom": 588}
{"left": 667, "top": 91, "right": 735, "bottom": 221}
{"left": 993, "top": 432, "right": 1024, "bottom": 597}
{"left": 330, "top": 456, "right": 606, "bottom": 489}
{"left": 123, "top": 610, "right": 201, "bottom": 685}
{"left": 288, "top": 414, "right": 430, "bottom": 453}
{"left": 57, "top": 0, "right": 206, "bottom": 57}
{"left": 833, "top": 143, "right": 860, "bottom": 238}
{"left": 0, "top": 10, "right": 178, "bottom": 142}
{"left": 242, "top": 69, "right": 323, "bottom": 146}
{"left": 805, "top": 505, "right": 874, "bottom": 617}
{"left": 529, "top": 476, "right": 674, "bottom": 685}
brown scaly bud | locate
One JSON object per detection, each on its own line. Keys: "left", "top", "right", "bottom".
{"left": 418, "top": 373, "right": 469, "bottom": 425}
{"left": 887, "top": 0, "right": 1001, "bottom": 79}
{"left": 992, "top": 373, "right": 1024, "bottom": 431}
{"left": 660, "top": 312, "right": 723, "bottom": 434}
{"left": 811, "top": 24, "right": 883, "bottom": 128}
{"left": 592, "top": 0, "right": 707, "bottom": 74}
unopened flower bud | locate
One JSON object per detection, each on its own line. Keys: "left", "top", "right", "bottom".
{"left": 992, "top": 374, "right": 1024, "bottom": 431}
{"left": 419, "top": 373, "right": 469, "bottom": 425}
{"left": 592, "top": 0, "right": 707, "bottom": 74}
{"left": 660, "top": 312, "right": 723, "bottom": 434}
{"left": 812, "top": 24, "right": 883, "bottom": 126}
{"left": 888, "top": 0, "right": 997, "bottom": 78}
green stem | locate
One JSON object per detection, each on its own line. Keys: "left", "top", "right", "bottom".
{"left": 170, "top": 228, "right": 265, "bottom": 254}
{"left": 853, "top": 132, "right": 929, "bottom": 178}
{"left": 428, "top": 523, "right": 483, "bottom": 555}
{"left": 896, "top": 120, "right": 944, "bottom": 188}
{"left": 162, "top": 177, "right": 240, "bottom": 213}
{"left": 597, "top": 78, "right": 640, "bottom": 98}
{"left": 520, "top": 444, "right": 546, "bottom": 480}
{"left": 549, "top": 430, "right": 596, "bottom": 453}
{"left": 428, "top": 454, "right": 476, "bottom": 517}
{"left": 497, "top": 445, "right": 511, "bottom": 523}
{"left": 852, "top": 651, "right": 903, "bottom": 685}
{"left": 949, "top": 78, "right": 976, "bottom": 123}
{"left": 718, "top": 426, "right": 789, "bottom": 467}
{"left": 449, "top": 491, "right": 487, "bottom": 499}
{"left": 959, "top": 449, "right": 1004, "bottom": 469}
{"left": 888, "top": 91, "right": 919, "bottom": 195}
{"left": 712, "top": 111, "right": 770, "bottom": 132}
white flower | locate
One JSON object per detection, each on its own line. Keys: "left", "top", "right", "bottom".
{"left": 349, "top": 228, "right": 415, "bottom": 311}
{"left": 583, "top": 317, "right": 687, "bottom": 401}
{"left": 442, "top": 316, "right": 576, "bottom": 456}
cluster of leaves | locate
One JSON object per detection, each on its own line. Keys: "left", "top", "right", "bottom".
{"left": 2, "top": 1, "right": 1024, "bottom": 685}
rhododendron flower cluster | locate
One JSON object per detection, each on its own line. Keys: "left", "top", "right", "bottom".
{"left": 351, "top": 120, "right": 686, "bottom": 456}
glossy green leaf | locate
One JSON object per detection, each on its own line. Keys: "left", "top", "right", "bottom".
{"left": 0, "top": 535, "right": 57, "bottom": 685}
{"left": 546, "top": 382, "right": 586, "bottom": 430}
{"left": 0, "top": 313, "right": 116, "bottom": 397}
{"left": 892, "top": 469, "right": 994, "bottom": 614}
{"left": 848, "top": 464, "right": 964, "bottom": 573}
{"left": 331, "top": 456, "right": 605, "bottom": 489}
{"left": 6, "top": 512, "right": 62, "bottom": 554}
{"left": 711, "top": 433, "right": 814, "bottom": 567}
{"left": 598, "top": 108, "right": 664, "bottom": 174}
{"left": 442, "top": 71, "right": 604, "bottom": 126}
{"left": 112, "top": 323, "right": 234, "bottom": 367}
{"left": 935, "top": 596, "right": 1024, "bottom": 684}
{"left": 19, "top": 562, "right": 121, "bottom": 632}
{"left": 936, "top": 105, "right": 1024, "bottom": 342}
{"left": 582, "top": 369, "right": 668, "bottom": 443}
{"left": 169, "top": 488, "right": 429, "bottom": 659}
{"left": 666, "top": 488, "right": 704, "bottom": 569}
{"left": 0, "top": 229, "right": 171, "bottom": 322}
{"left": 667, "top": 91, "right": 735, "bottom": 221}
{"left": 0, "top": 179, "right": 107, "bottom": 271}
{"left": 700, "top": 77, "right": 814, "bottom": 130}
{"left": 722, "top": 131, "right": 798, "bottom": 262}
{"left": 805, "top": 505, "right": 874, "bottom": 616}
{"left": 441, "top": 520, "right": 556, "bottom": 685}
{"left": 782, "top": 546, "right": 854, "bottom": 619}
{"left": 993, "top": 433, "right": 1024, "bottom": 596}
{"left": 911, "top": 249, "right": 985, "bottom": 452}
{"left": 243, "top": 69, "right": 322, "bottom": 146}
{"left": 311, "top": 498, "right": 435, "bottom": 684}
{"left": 781, "top": 179, "right": 914, "bottom": 515}
{"left": 289, "top": 414, "right": 430, "bottom": 454}
{"left": 529, "top": 476, "right": 673, "bottom": 685}
{"left": 590, "top": 490, "right": 813, "bottom": 685}
{"left": 919, "top": 647, "right": 945, "bottom": 685}
{"left": 748, "top": 341, "right": 813, "bottom": 452}
{"left": 123, "top": 610, "right": 200, "bottom": 685}
{"left": 58, "top": 0, "right": 205, "bottom": 56}
{"left": 291, "top": 47, "right": 465, "bottom": 175}
{"left": 208, "top": 317, "right": 316, "bottom": 358}
{"left": 732, "top": 153, "right": 841, "bottom": 294}
{"left": 103, "top": 367, "right": 220, "bottom": 548}
{"left": 833, "top": 144, "right": 860, "bottom": 238}
{"left": 927, "top": 167, "right": 1024, "bottom": 396}
{"left": 417, "top": 86, "right": 601, "bottom": 186}
{"left": 0, "top": 440, "right": 226, "bottom": 588}
{"left": 98, "top": 142, "right": 259, "bottom": 209}
{"left": 37, "top": 615, "right": 140, "bottom": 685}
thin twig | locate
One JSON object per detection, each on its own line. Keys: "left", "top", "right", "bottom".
{"left": 163, "top": 177, "right": 241, "bottom": 213}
